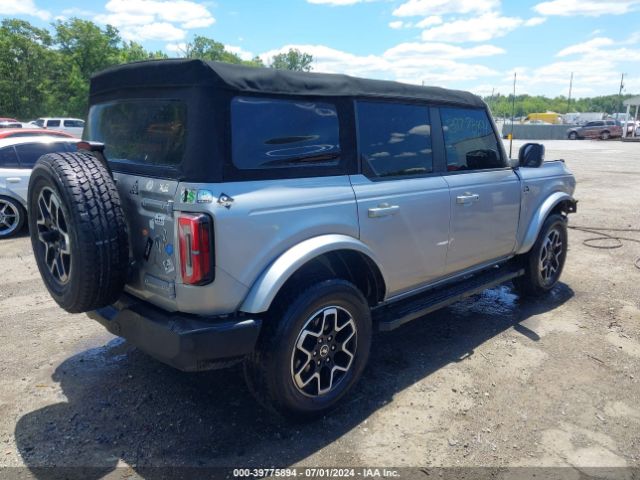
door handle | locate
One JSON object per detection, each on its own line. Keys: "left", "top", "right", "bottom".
{"left": 368, "top": 203, "right": 400, "bottom": 218}
{"left": 6, "top": 178, "right": 21, "bottom": 183}
{"left": 456, "top": 193, "right": 480, "bottom": 205}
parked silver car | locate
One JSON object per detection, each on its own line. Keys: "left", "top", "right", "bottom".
{"left": 0, "top": 137, "right": 78, "bottom": 238}
{"left": 28, "top": 60, "right": 577, "bottom": 418}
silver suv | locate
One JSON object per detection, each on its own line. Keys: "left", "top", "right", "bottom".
{"left": 27, "top": 60, "right": 577, "bottom": 418}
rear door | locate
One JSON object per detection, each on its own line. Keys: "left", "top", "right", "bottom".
{"left": 439, "top": 107, "right": 521, "bottom": 274}
{"left": 351, "top": 101, "right": 450, "bottom": 297}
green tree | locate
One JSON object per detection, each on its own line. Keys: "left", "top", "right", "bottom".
{"left": 120, "top": 41, "right": 167, "bottom": 63}
{"left": 269, "top": 48, "right": 313, "bottom": 72}
{"left": 0, "top": 19, "right": 54, "bottom": 119}
{"left": 180, "top": 35, "right": 264, "bottom": 67}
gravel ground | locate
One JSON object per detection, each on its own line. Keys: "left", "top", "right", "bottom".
{"left": 0, "top": 140, "right": 639, "bottom": 478}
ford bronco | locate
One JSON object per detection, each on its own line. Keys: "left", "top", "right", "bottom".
{"left": 27, "top": 59, "right": 577, "bottom": 418}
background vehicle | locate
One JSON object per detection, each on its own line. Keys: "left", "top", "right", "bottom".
{"left": 567, "top": 120, "right": 623, "bottom": 140}
{"left": 522, "top": 113, "right": 563, "bottom": 124}
{"left": 0, "top": 128, "right": 75, "bottom": 140}
{"left": 28, "top": 60, "right": 576, "bottom": 417}
{"left": 0, "top": 121, "right": 22, "bottom": 129}
{"left": 0, "top": 137, "right": 78, "bottom": 238}
{"left": 30, "top": 118, "right": 84, "bottom": 138}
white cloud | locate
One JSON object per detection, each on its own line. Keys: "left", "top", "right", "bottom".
{"left": 225, "top": 44, "right": 254, "bottom": 61}
{"left": 556, "top": 37, "right": 615, "bottom": 57}
{"left": 534, "top": 0, "right": 640, "bottom": 16}
{"left": 0, "top": 0, "right": 50, "bottom": 20}
{"left": 524, "top": 16, "right": 547, "bottom": 26}
{"left": 166, "top": 42, "right": 188, "bottom": 54}
{"left": 260, "top": 42, "right": 502, "bottom": 85}
{"left": 393, "top": 0, "right": 498, "bottom": 17}
{"left": 122, "top": 22, "right": 186, "bottom": 42}
{"left": 415, "top": 15, "right": 443, "bottom": 28}
{"left": 389, "top": 20, "right": 404, "bottom": 29}
{"left": 94, "top": 0, "right": 215, "bottom": 41}
{"left": 420, "top": 13, "right": 523, "bottom": 42}
{"left": 307, "top": 0, "right": 374, "bottom": 4}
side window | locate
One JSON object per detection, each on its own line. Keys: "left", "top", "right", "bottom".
{"left": 356, "top": 101, "right": 433, "bottom": 178}
{"left": 64, "top": 120, "right": 84, "bottom": 127}
{"left": 34, "top": 119, "right": 45, "bottom": 127}
{"left": 14, "top": 142, "right": 74, "bottom": 168}
{"left": 440, "top": 107, "right": 504, "bottom": 171}
{"left": 231, "top": 97, "right": 340, "bottom": 170}
{"left": 0, "top": 147, "right": 20, "bottom": 168}
{"left": 47, "top": 120, "right": 61, "bottom": 127}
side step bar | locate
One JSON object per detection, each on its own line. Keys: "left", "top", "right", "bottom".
{"left": 373, "top": 264, "right": 525, "bottom": 332}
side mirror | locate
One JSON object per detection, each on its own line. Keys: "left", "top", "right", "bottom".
{"left": 518, "top": 142, "right": 545, "bottom": 168}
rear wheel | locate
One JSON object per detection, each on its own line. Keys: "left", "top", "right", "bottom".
{"left": 0, "top": 196, "right": 25, "bottom": 239}
{"left": 513, "top": 214, "right": 568, "bottom": 297}
{"left": 244, "top": 279, "right": 372, "bottom": 419}
{"left": 28, "top": 152, "right": 129, "bottom": 313}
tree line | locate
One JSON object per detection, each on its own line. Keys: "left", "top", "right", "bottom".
{"left": 0, "top": 18, "right": 313, "bottom": 120}
{"left": 485, "top": 92, "right": 637, "bottom": 118}
{"left": 1, "top": 17, "right": 635, "bottom": 121}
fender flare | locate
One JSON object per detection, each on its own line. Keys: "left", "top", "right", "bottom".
{"left": 517, "top": 192, "right": 574, "bottom": 255}
{"left": 240, "top": 234, "right": 386, "bottom": 314}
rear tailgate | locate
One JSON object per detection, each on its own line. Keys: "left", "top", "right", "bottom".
{"left": 115, "top": 173, "right": 180, "bottom": 311}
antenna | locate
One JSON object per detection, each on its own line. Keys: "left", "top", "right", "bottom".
{"left": 509, "top": 72, "right": 516, "bottom": 158}
{"left": 567, "top": 72, "right": 573, "bottom": 113}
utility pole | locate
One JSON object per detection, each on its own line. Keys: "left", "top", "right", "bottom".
{"left": 617, "top": 73, "right": 625, "bottom": 120}
{"left": 509, "top": 72, "right": 516, "bottom": 158}
{"left": 567, "top": 72, "right": 573, "bottom": 113}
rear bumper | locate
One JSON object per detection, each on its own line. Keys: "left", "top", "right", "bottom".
{"left": 88, "top": 294, "right": 262, "bottom": 372}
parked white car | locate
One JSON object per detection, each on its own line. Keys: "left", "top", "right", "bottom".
{"left": 0, "top": 137, "right": 79, "bottom": 238}
{"left": 30, "top": 118, "right": 85, "bottom": 138}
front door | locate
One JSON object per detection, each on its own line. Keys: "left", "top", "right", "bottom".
{"left": 438, "top": 107, "right": 521, "bottom": 274}
{"left": 351, "top": 101, "right": 451, "bottom": 297}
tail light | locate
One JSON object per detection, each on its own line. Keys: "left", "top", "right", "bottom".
{"left": 178, "top": 213, "right": 214, "bottom": 285}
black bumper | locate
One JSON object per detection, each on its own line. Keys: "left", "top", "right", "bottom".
{"left": 88, "top": 295, "right": 262, "bottom": 372}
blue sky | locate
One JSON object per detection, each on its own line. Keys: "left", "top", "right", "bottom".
{"left": 1, "top": 0, "right": 639, "bottom": 98}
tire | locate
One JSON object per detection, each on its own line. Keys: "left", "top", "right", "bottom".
{"left": 0, "top": 196, "right": 26, "bottom": 239}
{"left": 244, "top": 279, "right": 372, "bottom": 419}
{"left": 28, "top": 152, "right": 129, "bottom": 313}
{"left": 568, "top": 132, "right": 578, "bottom": 140}
{"left": 600, "top": 130, "right": 610, "bottom": 140}
{"left": 513, "top": 213, "right": 568, "bottom": 297}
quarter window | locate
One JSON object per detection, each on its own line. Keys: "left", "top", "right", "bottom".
{"left": 64, "top": 120, "right": 84, "bottom": 128}
{"left": 440, "top": 107, "right": 504, "bottom": 171}
{"left": 231, "top": 97, "right": 340, "bottom": 170}
{"left": 356, "top": 101, "right": 433, "bottom": 178}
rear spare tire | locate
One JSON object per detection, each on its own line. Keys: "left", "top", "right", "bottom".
{"left": 28, "top": 152, "right": 129, "bottom": 313}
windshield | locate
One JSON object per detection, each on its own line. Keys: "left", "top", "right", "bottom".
{"left": 85, "top": 100, "right": 187, "bottom": 166}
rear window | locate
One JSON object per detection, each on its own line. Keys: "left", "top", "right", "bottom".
{"left": 85, "top": 100, "right": 187, "bottom": 166}
{"left": 231, "top": 97, "right": 340, "bottom": 170}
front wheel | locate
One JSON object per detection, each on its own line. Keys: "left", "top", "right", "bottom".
{"left": 600, "top": 130, "right": 610, "bottom": 140}
{"left": 568, "top": 132, "right": 578, "bottom": 140}
{"left": 244, "top": 279, "right": 372, "bottom": 419}
{"left": 513, "top": 214, "right": 568, "bottom": 297}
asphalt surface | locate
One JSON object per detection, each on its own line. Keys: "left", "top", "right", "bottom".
{"left": 0, "top": 140, "right": 639, "bottom": 478}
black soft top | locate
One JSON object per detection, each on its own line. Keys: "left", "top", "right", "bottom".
{"left": 90, "top": 59, "right": 485, "bottom": 108}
